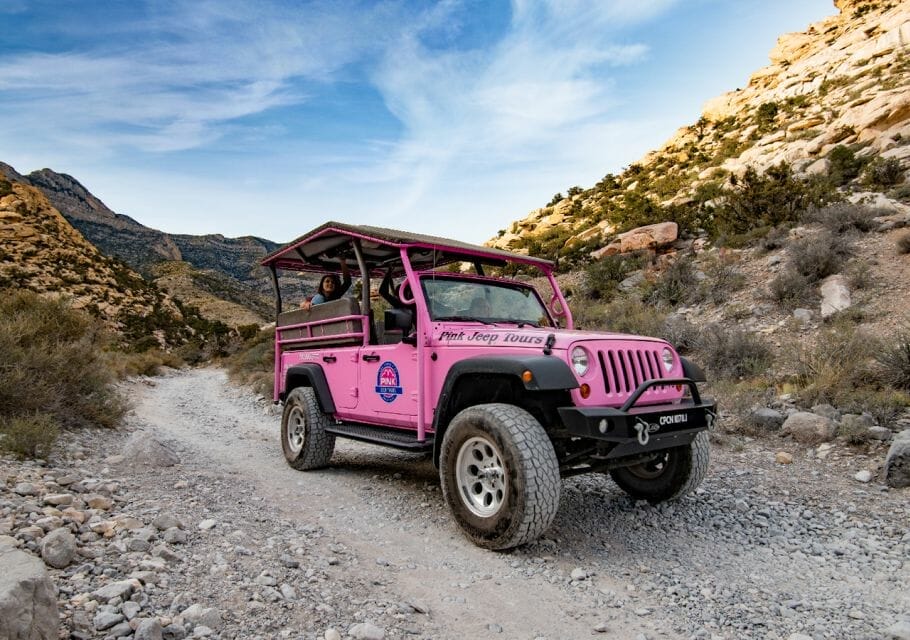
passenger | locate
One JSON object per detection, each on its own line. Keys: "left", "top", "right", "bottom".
{"left": 302, "top": 261, "right": 350, "bottom": 310}
{"left": 379, "top": 268, "right": 407, "bottom": 308}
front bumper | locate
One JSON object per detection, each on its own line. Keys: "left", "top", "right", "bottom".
{"left": 557, "top": 378, "right": 717, "bottom": 458}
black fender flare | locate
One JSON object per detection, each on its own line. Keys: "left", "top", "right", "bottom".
{"left": 284, "top": 364, "right": 336, "bottom": 414}
{"left": 432, "top": 355, "right": 577, "bottom": 465}
{"left": 680, "top": 356, "right": 706, "bottom": 382}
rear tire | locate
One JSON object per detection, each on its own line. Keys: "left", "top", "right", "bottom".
{"left": 281, "top": 387, "right": 335, "bottom": 470}
{"left": 439, "top": 404, "right": 561, "bottom": 550}
{"left": 610, "top": 431, "right": 709, "bottom": 503}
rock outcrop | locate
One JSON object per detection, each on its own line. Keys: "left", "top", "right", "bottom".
{"left": 488, "top": 0, "right": 910, "bottom": 256}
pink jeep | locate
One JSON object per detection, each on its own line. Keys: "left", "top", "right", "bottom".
{"left": 261, "top": 222, "right": 716, "bottom": 550}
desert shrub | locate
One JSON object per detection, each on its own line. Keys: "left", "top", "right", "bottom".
{"left": 788, "top": 230, "right": 851, "bottom": 282}
{"left": 693, "top": 324, "right": 772, "bottom": 380}
{"left": 840, "top": 389, "right": 910, "bottom": 427}
{"left": 573, "top": 297, "right": 667, "bottom": 339}
{"left": 794, "top": 324, "right": 879, "bottom": 406}
{"left": 877, "top": 329, "right": 910, "bottom": 390}
{"left": 224, "top": 326, "right": 275, "bottom": 397}
{"left": 803, "top": 202, "right": 877, "bottom": 233}
{"left": 237, "top": 324, "right": 260, "bottom": 341}
{"left": 0, "top": 290, "right": 126, "bottom": 434}
{"left": 756, "top": 226, "right": 790, "bottom": 254}
{"left": 828, "top": 145, "right": 866, "bottom": 185}
{"left": 131, "top": 335, "right": 162, "bottom": 353}
{"left": 0, "top": 413, "right": 59, "bottom": 459}
{"left": 700, "top": 254, "right": 746, "bottom": 304}
{"left": 584, "top": 255, "right": 643, "bottom": 300}
{"left": 755, "top": 102, "right": 779, "bottom": 130}
{"left": 107, "top": 349, "right": 183, "bottom": 378}
{"left": 662, "top": 315, "right": 700, "bottom": 353}
{"left": 715, "top": 163, "right": 837, "bottom": 239}
{"left": 0, "top": 177, "right": 12, "bottom": 197}
{"left": 643, "top": 257, "right": 699, "bottom": 308}
{"left": 846, "top": 259, "right": 874, "bottom": 290}
{"left": 897, "top": 231, "right": 910, "bottom": 254}
{"left": 862, "top": 156, "right": 904, "bottom": 188}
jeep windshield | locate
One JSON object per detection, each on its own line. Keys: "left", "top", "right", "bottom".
{"left": 421, "top": 276, "right": 553, "bottom": 327}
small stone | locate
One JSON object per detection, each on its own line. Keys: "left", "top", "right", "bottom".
{"left": 94, "top": 611, "right": 125, "bottom": 631}
{"left": 593, "top": 623, "right": 610, "bottom": 633}
{"left": 40, "top": 526, "right": 77, "bottom": 568}
{"left": 884, "top": 620, "right": 910, "bottom": 640}
{"left": 787, "top": 634, "right": 814, "bottom": 640}
{"left": 163, "top": 528, "right": 188, "bottom": 545}
{"left": 848, "top": 609, "right": 865, "bottom": 619}
{"left": 782, "top": 412, "right": 837, "bottom": 445}
{"left": 197, "top": 519, "right": 216, "bottom": 531}
{"left": 750, "top": 408, "right": 785, "bottom": 431}
{"left": 121, "top": 601, "right": 141, "bottom": 620}
{"left": 92, "top": 580, "right": 134, "bottom": 602}
{"left": 279, "top": 584, "right": 296, "bottom": 600}
{"left": 153, "top": 514, "right": 183, "bottom": 531}
{"left": 134, "top": 618, "right": 164, "bottom": 640}
{"left": 324, "top": 630, "right": 341, "bottom": 640}
{"left": 192, "top": 625, "right": 213, "bottom": 637}
{"left": 180, "top": 604, "right": 221, "bottom": 631}
{"left": 487, "top": 623, "right": 503, "bottom": 633}
{"left": 775, "top": 452, "right": 793, "bottom": 464}
{"left": 127, "top": 538, "right": 151, "bottom": 553}
{"left": 349, "top": 622, "right": 385, "bottom": 640}
{"left": 884, "top": 430, "right": 910, "bottom": 488}
{"left": 86, "top": 495, "right": 113, "bottom": 510}
{"left": 43, "top": 493, "right": 73, "bottom": 507}
{"left": 13, "top": 482, "right": 38, "bottom": 496}
{"left": 570, "top": 568, "right": 588, "bottom": 581}
{"left": 162, "top": 623, "right": 187, "bottom": 640}
{"left": 868, "top": 426, "right": 892, "bottom": 441}
{"left": 854, "top": 470, "right": 873, "bottom": 483}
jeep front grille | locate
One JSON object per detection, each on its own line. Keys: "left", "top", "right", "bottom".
{"left": 597, "top": 348, "right": 667, "bottom": 394}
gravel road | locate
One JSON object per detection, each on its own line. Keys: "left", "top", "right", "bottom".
{"left": 8, "top": 367, "right": 906, "bottom": 640}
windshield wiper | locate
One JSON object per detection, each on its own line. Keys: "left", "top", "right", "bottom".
{"left": 434, "top": 315, "right": 495, "bottom": 325}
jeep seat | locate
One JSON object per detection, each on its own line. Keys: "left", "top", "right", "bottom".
{"left": 277, "top": 298, "right": 364, "bottom": 350}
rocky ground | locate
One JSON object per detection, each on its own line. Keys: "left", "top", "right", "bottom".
{"left": 2, "top": 367, "right": 909, "bottom": 640}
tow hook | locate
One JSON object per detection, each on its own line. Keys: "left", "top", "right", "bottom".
{"left": 633, "top": 418, "right": 651, "bottom": 446}
{"left": 706, "top": 409, "right": 718, "bottom": 430}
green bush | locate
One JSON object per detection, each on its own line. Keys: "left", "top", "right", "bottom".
{"left": 715, "top": 163, "right": 837, "bottom": 238}
{"left": 224, "top": 326, "right": 275, "bottom": 397}
{"left": 0, "top": 413, "right": 59, "bottom": 459}
{"left": 643, "top": 257, "right": 699, "bottom": 308}
{"left": 572, "top": 296, "right": 667, "bottom": 339}
{"left": 862, "top": 156, "right": 904, "bottom": 188}
{"left": 700, "top": 254, "right": 746, "bottom": 304}
{"left": 794, "top": 324, "right": 879, "bottom": 406}
{"left": 755, "top": 102, "right": 779, "bottom": 130}
{"left": 827, "top": 145, "right": 866, "bottom": 185}
{"left": 0, "top": 290, "right": 126, "bottom": 436}
{"left": 694, "top": 324, "right": 772, "bottom": 380}
{"left": 584, "top": 255, "right": 642, "bottom": 300}
{"left": 769, "top": 269, "right": 814, "bottom": 308}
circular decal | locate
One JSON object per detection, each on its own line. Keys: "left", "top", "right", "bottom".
{"left": 375, "top": 361, "right": 403, "bottom": 403}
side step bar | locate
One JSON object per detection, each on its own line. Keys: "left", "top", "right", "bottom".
{"left": 325, "top": 423, "right": 434, "bottom": 452}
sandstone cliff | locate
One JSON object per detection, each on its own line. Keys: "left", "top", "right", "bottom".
{"left": 489, "top": 0, "right": 909, "bottom": 255}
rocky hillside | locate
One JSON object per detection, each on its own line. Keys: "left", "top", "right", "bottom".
{"left": 490, "top": 0, "right": 909, "bottom": 256}
{"left": 0, "top": 163, "right": 291, "bottom": 324}
{"left": 0, "top": 176, "right": 193, "bottom": 342}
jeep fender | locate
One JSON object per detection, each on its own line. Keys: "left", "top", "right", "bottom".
{"left": 680, "top": 356, "right": 706, "bottom": 382}
{"left": 284, "top": 364, "right": 336, "bottom": 414}
{"left": 432, "top": 355, "right": 577, "bottom": 465}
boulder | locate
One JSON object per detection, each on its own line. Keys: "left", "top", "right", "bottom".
{"left": 40, "top": 526, "right": 77, "bottom": 568}
{"left": 782, "top": 412, "right": 838, "bottom": 445}
{"left": 883, "top": 430, "right": 910, "bottom": 488}
{"left": 819, "top": 275, "right": 851, "bottom": 318}
{"left": 617, "top": 222, "right": 678, "bottom": 253}
{"left": 121, "top": 433, "right": 180, "bottom": 467}
{"left": 180, "top": 604, "right": 222, "bottom": 630}
{"left": 0, "top": 541, "right": 59, "bottom": 639}
{"left": 749, "top": 408, "right": 786, "bottom": 431}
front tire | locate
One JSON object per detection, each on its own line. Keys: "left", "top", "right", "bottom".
{"left": 610, "top": 431, "right": 709, "bottom": 503}
{"left": 439, "top": 404, "right": 561, "bottom": 550}
{"left": 281, "top": 387, "right": 335, "bottom": 470}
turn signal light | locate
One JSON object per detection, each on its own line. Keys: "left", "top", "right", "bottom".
{"left": 579, "top": 383, "right": 591, "bottom": 398}
{"left": 521, "top": 370, "right": 533, "bottom": 383}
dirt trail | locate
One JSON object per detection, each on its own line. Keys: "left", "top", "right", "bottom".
{"left": 124, "top": 367, "right": 909, "bottom": 640}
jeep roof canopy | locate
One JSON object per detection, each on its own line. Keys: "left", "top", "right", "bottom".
{"left": 260, "top": 220, "right": 554, "bottom": 275}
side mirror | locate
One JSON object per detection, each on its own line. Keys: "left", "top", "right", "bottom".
{"left": 384, "top": 308, "right": 413, "bottom": 332}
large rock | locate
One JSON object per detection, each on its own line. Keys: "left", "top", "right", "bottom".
{"left": 40, "top": 526, "right": 77, "bottom": 568}
{"left": 820, "top": 274, "right": 851, "bottom": 318}
{"left": 0, "top": 540, "right": 59, "bottom": 639}
{"left": 782, "top": 412, "right": 838, "bottom": 445}
{"left": 883, "top": 430, "right": 910, "bottom": 488}
{"left": 593, "top": 222, "right": 678, "bottom": 258}
{"left": 121, "top": 433, "right": 180, "bottom": 467}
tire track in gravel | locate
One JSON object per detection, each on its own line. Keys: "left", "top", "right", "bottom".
{"left": 129, "top": 368, "right": 661, "bottom": 640}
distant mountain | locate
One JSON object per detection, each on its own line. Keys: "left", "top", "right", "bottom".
{"left": 0, "top": 162, "right": 309, "bottom": 323}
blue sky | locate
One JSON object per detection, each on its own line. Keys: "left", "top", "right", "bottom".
{"left": 0, "top": 0, "right": 834, "bottom": 243}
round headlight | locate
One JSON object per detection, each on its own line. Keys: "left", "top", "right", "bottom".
{"left": 571, "top": 347, "right": 590, "bottom": 376}
{"left": 661, "top": 347, "right": 675, "bottom": 372}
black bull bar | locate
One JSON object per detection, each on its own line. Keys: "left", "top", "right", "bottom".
{"left": 557, "top": 378, "right": 717, "bottom": 458}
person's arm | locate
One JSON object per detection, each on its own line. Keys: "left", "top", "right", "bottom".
{"left": 338, "top": 259, "right": 352, "bottom": 295}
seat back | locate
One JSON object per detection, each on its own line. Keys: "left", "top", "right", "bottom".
{"left": 277, "top": 298, "right": 364, "bottom": 350}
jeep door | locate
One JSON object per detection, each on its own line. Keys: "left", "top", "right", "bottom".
{"left": 355, "top": 341, "right": 419, "bottom": 426}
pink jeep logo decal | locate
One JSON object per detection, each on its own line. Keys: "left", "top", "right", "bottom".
{"left": 375, "top": 361, "right": 403, "bottom": 403}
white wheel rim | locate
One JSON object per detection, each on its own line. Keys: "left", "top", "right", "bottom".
{"left": 455, "top": 436, "right": 507, "bottom": 518}
{"left": 287, "top": 407, "right": 305, "bottom": 454}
